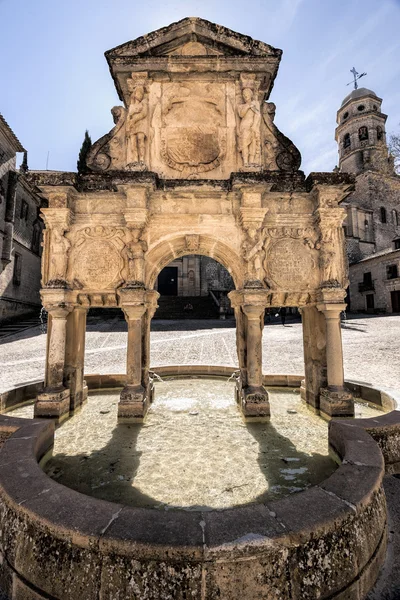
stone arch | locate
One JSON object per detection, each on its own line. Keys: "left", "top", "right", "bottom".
{"left": 145, "top": 235, "right": 243, "bottom": 289}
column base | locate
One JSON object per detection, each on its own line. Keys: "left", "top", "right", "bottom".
{"left": 34, "top": 388, "right": 70, "bottom": 423}
{"left": 319, "top": 387, "right": 354, "bottom": 419}
{"left": 241, "top": 385, "right": 271, "bottom": 422}
{"left": 118, "top": 385, "right": 150, "bottom": 423}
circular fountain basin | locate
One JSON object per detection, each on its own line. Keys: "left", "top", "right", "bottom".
{"left": 0, "top": 373, "right": 397, "bottom": 599}
{"left": 10, "top": 379, "right": 383, "bottom": 510}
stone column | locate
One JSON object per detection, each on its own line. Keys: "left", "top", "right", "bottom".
{"left": 142, "top": 291, "right": 159, "bottom": 405}
{"left": 119, "top": 304, "right": 147, "bottom": 422}
{"left": 300, "top": 305, "right": 327, "bottom": 412}
{"left": 64, "top": 306, "right": 88, "bottom": 412}
{"left": 317, "top": 303, "right": 353, "bottom": 417}
{"left": 241, "top": 304, "right": 270, "bottom": 420}
{"left": 35, "top": 304, "right": 72, "bottom": 422}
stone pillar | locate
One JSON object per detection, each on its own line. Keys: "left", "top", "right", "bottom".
{"left": 317, "top": 303, "right": 353, "bottom": 418}
{"left": 241, "top": 304, "right": 270, "bottom": 420}
{"left": 142, "top": 291, "right": 159, "bottom": 405}
{"left": 35, "top": 304, "right": 72, "bottom": 422}
{"left": 64, "top": 306, "right": 88, "bottom": 412}
{"left": 119, "top": 304, "right": 147, "bottom": 422}
{"left": 300, "top": 305, "right": 327, "bottom": 412}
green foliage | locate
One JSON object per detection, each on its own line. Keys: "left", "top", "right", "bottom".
{"left": 388, "top": 127, "right": 400, "bottom": 174}
{"left": 77, "top": 130, "right": 92, "bottom": 173}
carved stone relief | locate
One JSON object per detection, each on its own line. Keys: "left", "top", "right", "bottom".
{"left": 237, "top": 75, "right": 262, "bottom": 169}
{"left": 86, "top": 106, "right": 127, "bottom": 172}
{"left": 159, "top": 82, "right": 226, "bottom": 175}
{"left": 185, "top": 235, "right": 200, "bottom": 252}
{"left": 261, "top": 102, "right": 302, "bottom": 172}
{"left": 263, "top": 228, "right": 318, "bottom": 290}
{"left": 68, "top": 227, "right": 125, "bottom": 289}
{"left": 47, "top": 229, "right": 71, "bottom": 286}
{"left": 126, "top": 72, "right": 150, "bottom": 170}
{"left": 125, "top": 229, "right": 148, "bottom": 287}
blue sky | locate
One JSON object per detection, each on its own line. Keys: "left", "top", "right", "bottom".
{"left": 1, "top": 0, "right": 399, "bottom": 174}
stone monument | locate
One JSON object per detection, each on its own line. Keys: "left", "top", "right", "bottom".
{"left": 27, "top": 17, "right": 355, "bottom": 423}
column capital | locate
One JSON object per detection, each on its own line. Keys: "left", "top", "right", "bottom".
{"left": 242, "top": 304, "right": 265, "bottom": 319}
{"left": 317, "top": 302, "right": 346, "bottom": 317}
{"left": 122, "top": 305, "right": 147, "bottom": 321}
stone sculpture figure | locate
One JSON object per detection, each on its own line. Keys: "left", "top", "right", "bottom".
{"left": 242, "top": 228, "right": 265, "bottom": 286}
{"left": 48, "top": 229, "right": 71, "bottom": 286}
{"left": 126, "top": 230, "right": 148, "bottom": 286}
{"left": 262, "top": 102, "right": 302, "bottom": 172}
{"left": 237, "top": 85, "right": 261, "bottom": 167}
{"left": 126, "top": 74, "right": 149, "bottom": 169}
{"left": 319, "top": 227, "right": 340, "bottom": 286}
{"left": 86, "top": 106, "right": 126, "bottom": 171}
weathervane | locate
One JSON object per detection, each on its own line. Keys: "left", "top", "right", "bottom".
{"left": 347, "top": 67, "right": 367, "bottom": 90}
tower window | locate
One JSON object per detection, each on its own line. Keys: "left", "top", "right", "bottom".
{"left": 373, "top": 104, "right": 378, "bottom": 111}
{"left": 357, "top": 104, "right": 365, "bottom": 112}
{"left": 343, "top": 133, "right": 351, "bottom": 148}
{"left": 359, "top": 126, "right": 369, "bottom": 141}
{"left": 20, "top": 200, "right": 29, "bottom": 221}
{"left": 392, "top": 209, "right": 399, "bottom": 226}
{"left": 377, "top": 126, "right": 383, "bottom": 141}
{"left": 343, "top": 111, "right": 349, "bottom": 120}
{"left": 380, "top": 207, "right": 387, "bottom": 223}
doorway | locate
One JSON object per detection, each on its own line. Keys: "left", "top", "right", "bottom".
{"left": 366, "top": 294, "right": 375, "bottom": 312}
{"left": 157, "top": 267, "right": 178, "bottom": 296}
{"left": 391, "top": 290, "right": 400, "bottom": 313}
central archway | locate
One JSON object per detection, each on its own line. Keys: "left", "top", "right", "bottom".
{"left": 145, "top": 235, "right": 244, "bottom": 290}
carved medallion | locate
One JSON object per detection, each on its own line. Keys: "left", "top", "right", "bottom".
{"left": 160, "top": 83, "right": 226, "bottom": 174}
{"left": 265, "top": 238, "right": 315, "bottom": 289}
{"left": 69, "top": 227, "right": 125, "bottom": 289}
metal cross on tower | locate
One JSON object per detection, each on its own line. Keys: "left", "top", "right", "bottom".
{"left": 347, "top": 67, "right": 367, "bottom": 90}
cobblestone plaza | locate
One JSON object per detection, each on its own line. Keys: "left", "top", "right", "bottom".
{"left": 1, "top": 313, "right": 399, "bottom": 395}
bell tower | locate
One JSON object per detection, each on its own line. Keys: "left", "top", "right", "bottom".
{"left": 335, "top": 86, "right": 390, "bottom": 174}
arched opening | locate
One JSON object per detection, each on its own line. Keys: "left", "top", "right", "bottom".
{"left": 358, "top": 126, "right": 369, "bottom": 141}
{"left": 343, "top": 133, "right": 351, "bottom": 149}
{"left": 380, "top": 206, "right": 387, "bottom": 224}
{"left": 153, "top": 254, "right": 234, "bottom": 320}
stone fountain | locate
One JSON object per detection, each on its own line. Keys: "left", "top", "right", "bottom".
{"left": 0, "top": 17, "right": 399, "bottom": 600}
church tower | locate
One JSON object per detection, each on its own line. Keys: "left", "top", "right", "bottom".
{"left": 335, "top": 87, "right": 391, "bottom": 174}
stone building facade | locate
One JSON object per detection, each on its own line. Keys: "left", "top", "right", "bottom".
{"left": 0, "top": 115, "right": 45, "bottom": 323}
{"left": 335, "top": 87, "right": 400, "bottom": 312}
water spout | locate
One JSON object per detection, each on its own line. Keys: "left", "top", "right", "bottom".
{"left": 227, "top": 370, "right": 240, "bottom": 383}
{"left": 150, "top": 371, "right": 164, "bottom": 383}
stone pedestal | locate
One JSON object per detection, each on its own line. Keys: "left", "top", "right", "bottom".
{"left": 241, "top": 304, "right": 270, "bottom": 421}
{"left": 64, "top": 306, "right": 87, "bottom": 412}
{"left": 35, "top": 301, "right": 72, "bottom": 422}
{"left": 317, "top": 302, "right": 354, "bottom": 418}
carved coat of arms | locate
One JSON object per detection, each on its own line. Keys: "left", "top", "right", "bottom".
{"left": 160, "top": 83, "right": 226, "bottom": 175}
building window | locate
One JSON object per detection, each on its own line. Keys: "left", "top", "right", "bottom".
{"left": 373, "top": 104, "right": 378, "bottom": 111}
{"left": 387, "top": 264, "right": 399, "bottom": 280}
{"left": 31, "top": 221, "right": 42, "bottom": 254}
{"left": 359, "top": 126, "right": 368, "bottom": 141}
{"left": 20, "top": 200, "right": 29, "bottom": 221}
{"left": 343, "top": 133, "right": 351, "bottom": 148}
{"left": 392, "top": 209, "right": 399, "bottom": 226}
{"left": 13, "top": 253, "right": 22, "bottom": 285}
{"left": 363, "top": 272, "right": 372, "bottom": 286}
{"left": 380, "top": 207, "right": 387, "bottom": 223}
{"left": 395, "top": 239, "right": 400, "bottom": 250}
{"left": 377, "top": 126, "right": 383, "bottom": 141}
{"left": 357, "top": 104, "right": 365, "bottom": 112}
{"left": 343, "top": 111, "right": 349, "bottom": 121}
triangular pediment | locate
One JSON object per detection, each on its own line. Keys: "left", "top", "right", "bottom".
{"left": 105, "top": 17, "right": 281, "bottom": 59}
